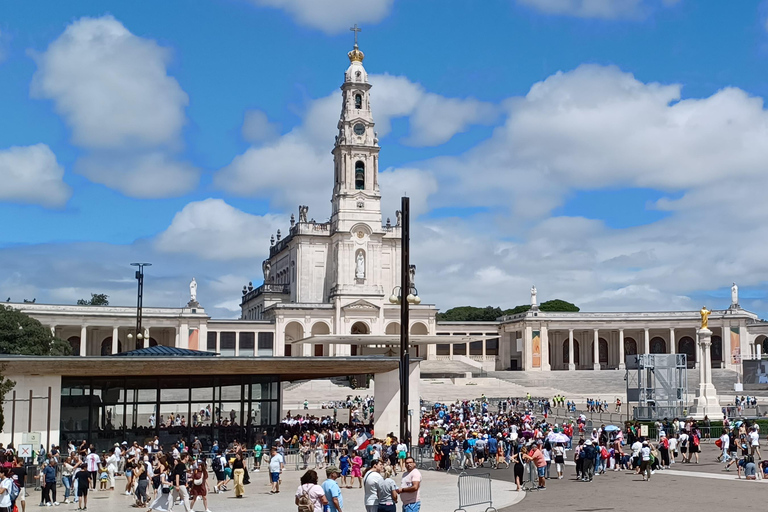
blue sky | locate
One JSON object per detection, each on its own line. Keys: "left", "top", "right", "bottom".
{"left": 2, "top": 0, "right": 768, "bottom": 318}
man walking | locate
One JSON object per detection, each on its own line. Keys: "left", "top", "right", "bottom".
{"left": 321, "top": 466, "right": 343, "bottom": 512}
{"left": 396, "top": 457, "right": 421, "bottom": 512}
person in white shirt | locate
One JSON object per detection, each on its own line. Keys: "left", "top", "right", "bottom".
{"left": 362, "top": 460, "right": 383, "bottom": 512}
{"left": 749, "top": 427, "right": 761, "bottom": 460}
{"left": 718, "top": 432, "right": 730, "bottom": 463}
{"left": 668, "top": 435, "right": 678, "bottom": 464}
{"left": 639, "top": 441, "right": 652, "bottom": 481}
{"left": 630, "top": 440, "right": 642, "bottom": 472}
{"left": 0, "top": 467, "right": 13, "bottom": 512}
{"left": 86, "top": 449, "right": 100, "bottom": 490}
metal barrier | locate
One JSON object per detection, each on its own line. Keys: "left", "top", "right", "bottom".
{"left": 454, "top": 472, "right": 497, "bottom": 512}
{"left": 521, "top": 461, "right": 539, "bottom": 492}
{"left": 415, "top": 447, "right": 436, "bottom": 471}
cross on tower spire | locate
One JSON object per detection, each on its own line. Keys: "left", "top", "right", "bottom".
{"left": 350, "top": 24, "right": 361, "bottom": 46}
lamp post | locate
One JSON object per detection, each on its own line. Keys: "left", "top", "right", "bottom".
{"left": 130, "top": 263, "right": 151, "bottom": 349}
{"left": 388, "top": 197, "right": 420, "bottom": 446}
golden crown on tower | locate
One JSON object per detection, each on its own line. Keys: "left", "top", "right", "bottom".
{"left": 348, "top": 43, "right": 365, "bottom": 63}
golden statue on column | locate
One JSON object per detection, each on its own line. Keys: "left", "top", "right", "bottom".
{"left": 699, "top": 306, "right": 711, "bottom": 330}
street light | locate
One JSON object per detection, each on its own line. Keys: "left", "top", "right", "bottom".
{"left": 388, "top": 196, "right": 420, "bottom": 446}
{"left": 130, "top": 263, "right": 151, "bottom": 349}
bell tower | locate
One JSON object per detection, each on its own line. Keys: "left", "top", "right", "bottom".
{"left": 330, "top": 31, "right": 382, "bottom": 234}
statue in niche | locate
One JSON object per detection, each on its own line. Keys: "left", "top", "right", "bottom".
{"left": 395, "top": 210, "right": 402, "bottom": 227}
{"left": 531, "top": 285, "right": 537, "bottom": 307}
{"left": 356, "top": 252, "right": 365, "bottom": 279}
{"left": 262, "top": 260, "right": 272, "bottom": 283}
{"left": 190, "top": 278, "right": 198, "bottom": 302}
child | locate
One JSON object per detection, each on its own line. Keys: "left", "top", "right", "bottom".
{"left": 99, "top": 460, "right": 109, "bottom": 490}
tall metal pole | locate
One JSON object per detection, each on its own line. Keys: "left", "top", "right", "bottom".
{"left": 131, "top": 263, "right": 151, "bottom": 344}
{"left": 399, "top": 196, "right": 410, "bottom": 445}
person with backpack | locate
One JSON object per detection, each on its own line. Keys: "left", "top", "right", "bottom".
{"left": 658, "top": 433, "right": 670, "bottom": 469}
{"left": 294, "top": 470, "right": 327, "bottom": 512}
{"left": 0, "top": 467, "right": 15, "bottom": 512}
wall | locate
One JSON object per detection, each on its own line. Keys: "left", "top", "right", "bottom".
{"left": 373, "top": 362, "right": 420, "bottom": 446}
{"left": 0, "top": 375, "right": 62, "bottom": 449}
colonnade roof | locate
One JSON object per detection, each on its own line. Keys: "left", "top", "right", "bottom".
{"left": 0, "top": 356, "right": 400, "bottom": 380}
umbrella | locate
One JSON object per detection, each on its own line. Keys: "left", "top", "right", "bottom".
{"left": 547, "top": 432, "right": 569, "bottom": 443}
{"left": 604, "top": 425, "right": 620, "bottom": 432}
{"left": 520, "top": 430, "right": 535, "bottom": 439}
{"left": 734, "top": 420, "right": 743, "bottom": 428}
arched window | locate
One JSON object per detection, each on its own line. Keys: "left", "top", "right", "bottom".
{"left": 355, "top": 94, "right": 362, "bottom": 109}
{"left": 355, "top": 161, "right": 365, "bottom": 190}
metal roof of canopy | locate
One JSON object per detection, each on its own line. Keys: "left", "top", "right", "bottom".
{"left": 0, "top": 356, "right": 401, "bottom": 381}
{"left": 288, "top": 334, "right": 490, "bottom": 345}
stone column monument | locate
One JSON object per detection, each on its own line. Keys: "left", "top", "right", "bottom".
{"left": 691, "top": 306, "right": 723, "bottom": 420}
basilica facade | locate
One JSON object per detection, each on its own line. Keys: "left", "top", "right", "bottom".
{"left": 4, "top": 43, "right": 768, "bottom": 375}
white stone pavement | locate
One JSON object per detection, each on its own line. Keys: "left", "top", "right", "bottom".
{"left": 42, "top": 470, "right": 522, "bottom": 512}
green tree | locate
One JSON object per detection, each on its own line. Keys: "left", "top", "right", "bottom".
{"left": 0, "top": 306, "right": 70, "bottom": 430}
{"left": 539, "top": 299, "right": 580, "bottom": 312}
{"left": 439, "top": 299, "right": 580, "bottom": 321}
{"left": 0, "top": 371, "right": 14, "bottom": 431}
{"left": 77, "top": 293, "right": 109, "bottom": 306}
{"left": 0, "top": 306, "right": 72, "bottom": 355}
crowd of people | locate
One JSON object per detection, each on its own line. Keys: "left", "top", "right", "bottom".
{"left": 417, "top": 397, "right": 768, "bottom": 489}
{"left": 0, "top": 393, "right": 762, "bottom": 512}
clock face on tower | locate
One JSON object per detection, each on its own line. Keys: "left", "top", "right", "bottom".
{"left": 353, "top": 123, "right": 365, "bottom": 135}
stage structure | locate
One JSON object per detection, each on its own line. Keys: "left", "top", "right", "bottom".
{"left": 626, "top": 354, "right": 688, "bottom": 420}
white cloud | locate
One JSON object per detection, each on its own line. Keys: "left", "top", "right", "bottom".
{"left": 155, "top": 199, "right": 283, "bottom": 260}
{"left": 30, "top": 15, "right": 198, "bottom": 198}
{"left": 241, "top": 109, "right": 280, "bottom": 144}
{"left": 31, "top": 15, "right": 187, "bottom": 150}
{"left": 516, "top": 0, "right": 681, "bottom": 19}
{"left": 77, "top": 152, "right": 200, "bottom": 198}
{"left": 248, "top": 0, "right": 394, "bottom": 34}
{"left": 0, "top": 144, "right": 71, "bottom": 207}
{"left": 215, "top": 74, "right": 496, "bottom": 212}
{"left": 379, "top": 167, "right": 438, "bottom": 219}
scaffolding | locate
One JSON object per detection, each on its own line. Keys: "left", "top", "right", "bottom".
{"left": 626, "top": 354, "right": 688, "bottom": 420}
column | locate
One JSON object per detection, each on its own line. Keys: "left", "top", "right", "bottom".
{"left": 80, "top": 325, "right": 87, "bottom": 356}
{"left": 669, "top": 327, "right": 675, "bottom": 354}
{"left": 568, "top": 329, "right": 575, "bottom": 371}
{"left": 593, "top": 329, "right": 600, "bottom": 370}
{"left": 619, "top": 329, "right": 625, "bottom": 370}
{"left": 643, "top": 328, "right": 650, "bottom": 355}
{"left": 524, "top": 326, "right": 533, "bottom": 370}
{"left": 195, "top": 322, "right": 205, "bottom": 350}
{"left": 757, "top": 342, "right": 762, "bottom": 359}
{"left": 143, "top": 328, "right": 150, "bottom": 349}
{"left": 111, "top": 326, "right": 119, "bottom": 355}
{"left": 235, "top": 331, "right": 240, "bottom": 357}
{"left": 214, "top": 331, "right": 220, "bottom": 353}
{"left": 541, "top": 326, "right": 550, "bottom": 371}
{"left": 179, "top": 322, "right": 189, "bottom": 348}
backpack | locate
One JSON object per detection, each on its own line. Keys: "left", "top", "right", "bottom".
{"left": 297, "top": 486, "right": 314, "bottom": 512}
{"left": 211, "top": 457, "right": 222, "bottom": 472}
{"left": 9, "top": 481, "right": 19, "bottom": 503}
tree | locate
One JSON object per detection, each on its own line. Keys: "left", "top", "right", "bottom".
{"left": 0, "top": 306, "right": 70, "bottom": 430}
{"left": 438, "top": 300, "right": 580, "bottom": 321}
{"left": 0, "top": 371, "right": 14, "bottom": 431}
{"left": 77, "top": 293, "right": 109, "bottom": 306}
{"left": 436, "top": 306, "right": 503, "bottom": 322}
{"left": 539, "top": 299, "right": 580, "bottom": 312}
{"left": 0, "top": 306, "right": 72, "bottom": 355}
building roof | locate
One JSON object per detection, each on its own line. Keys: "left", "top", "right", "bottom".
{"left": 110, "top": 346, "right": 216, "bottom": 357}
